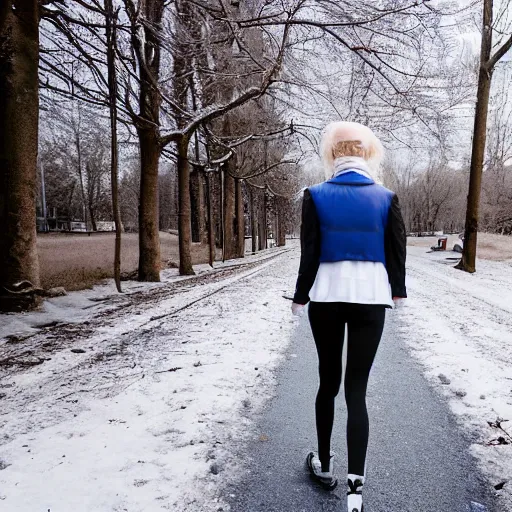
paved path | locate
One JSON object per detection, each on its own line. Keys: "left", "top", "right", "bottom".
{"left": 225, "top": 309, "right": 496, "bottom": 512}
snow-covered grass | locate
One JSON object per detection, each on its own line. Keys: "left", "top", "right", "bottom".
{"left": 4, "top": 241, "right": 510, "bottom": 510}
{"left": 0, "top": 247, "right": 289, "bottom": 342}
{"left": 0, "top": 247, "right": 299, "bottom": 511}
{"left": 398, "top": 246, "right": 512, "bottom": 509}
{"left": 408, "top": 233, "right": 512, "bottom": 262}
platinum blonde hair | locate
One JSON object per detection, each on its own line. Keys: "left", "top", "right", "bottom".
{"left": 320, "top": 121, "right": 384, "bottom": 179}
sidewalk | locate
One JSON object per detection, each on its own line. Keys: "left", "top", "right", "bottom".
{"left": 398, "top": 247, "right": 512, "bottom": 510}
{"left": 1, "top": 244, "right": 509, "bottom": 511}
{"left": 223, "top": 306, "right": 497, "bottom": 512}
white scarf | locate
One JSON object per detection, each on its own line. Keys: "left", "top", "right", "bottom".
{"left": 332, "top": 157, "right": 372, "bottom": 179}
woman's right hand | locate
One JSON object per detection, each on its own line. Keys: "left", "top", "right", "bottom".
{"left": 292, "top": 303, "right": 306, "bottom": 317}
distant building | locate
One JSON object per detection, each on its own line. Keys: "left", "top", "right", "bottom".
{"left": 36, "top": 207, "right": 84, "bottom": 232}
{"left": 96, "top": 221, "right": 116, "bottom": 232}
{"left": 36, "top": 208, "right": 120, "bottom": 233}
{"left": 70, "top": 221, "right": 87, "bottom": 232}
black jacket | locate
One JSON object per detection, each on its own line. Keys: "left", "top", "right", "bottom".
{"left": 293, "top": 189, "right": 407, "bottom": 305}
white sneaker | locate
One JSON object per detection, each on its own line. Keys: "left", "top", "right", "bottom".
{"left": 306, "top": 451, "right": 337, "bottom": 490}
{"left": 347, "top": 474, "right": 364, "bottom": 512}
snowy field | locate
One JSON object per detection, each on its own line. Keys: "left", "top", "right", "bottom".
{"left": 0, "top": 247, "right": 300, "bottom": 511}
{"left": 1, "top": 242, "right": 512, "bottom": 511}
{"left": 407, "top": 232, "right": 512, "bottom": 262}
{"left": 399, "top": 246, "right": 512, "bottom": 510}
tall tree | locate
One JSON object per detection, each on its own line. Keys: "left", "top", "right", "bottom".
{"left": 125, "top": 0, "right": 164, "bottom": 281}
{"left": 172, "top": 0, "right": 196, "bottom": 274}
{"left": 105, "top": 0, "right": 122, "bottom": 292}
{"left": 457, "top": 0, "right": 512, "bottom": 273}
{"left": 157, "top": 0, "right": 292, "bottom": 273}
{"left": 36, "top": 0, "right": 458, "bottom": 286}
{"left": 0, "top": 0, "right": 41, "bottom": 300}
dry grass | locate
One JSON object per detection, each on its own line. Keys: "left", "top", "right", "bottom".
{"left": 473, "top": 233, "right": 512, "bottom": 261}
{"left": 37, "top": 232, "right": 211, "bottom": 291}
{"left": 408, "top": 233, "right": 512, "bottom": 261}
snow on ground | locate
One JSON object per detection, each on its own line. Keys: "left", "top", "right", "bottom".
{"left": 399, "top": 245, "right": 512, "bottom": 510}
{"left": 0, "top": 247, "right": 289, "bottom": 342}
{"left": 0, "top": 246, "right": 300, "bottom": 511}
{"left": 3, "top": 240, "right": 511, "bottom": 511}
{"left": 408, "top": 233, "right": 512, "bottom": 262}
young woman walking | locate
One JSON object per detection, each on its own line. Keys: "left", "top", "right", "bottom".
{"left": 292, "top": 121, "right": 407, "bottom": 512}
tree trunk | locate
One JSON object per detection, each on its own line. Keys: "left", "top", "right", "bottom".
{"left": 235, "top": 178, "right": 245, "bottom": 258}
{"left": 170, "top": 0, "right": 196, "bottom": 275}
{"left": 190, "top": 170, "right": 200, "bottom": 243}
{"left": 259, "top": 190, "right": 267, "bottom": 251}
{"left": 250, "top": 187, "right": 258, "bottom": 253}
{"left": 75, "top": 119, "right": 88, "bottom": 230}
{"left": 0, "top": 0, "right": 41, "bottom": 298}
{"left": 223, "top": 169, "right": 236, "bottom": 260}
{"left": 106, "top": 0, "right": 122, "bottom": 293}
{"left": 221, "top": 168, "right": 225, "bottom": 260}
{"left": 205, "top": 171, "right": 216, "bottom": 267}
{"left": 279, "top": 222, "right": 286, "bottom": 246}
{"left": 127, "top": 0, "right": 163, "bottom": 282}
{"left": 197, "top": 171, "right": 207, "bottom": 244}
{"left": 272, "top": 198, "right": 279, "bottom": 246}
{"left": 273, "top": 209, "right": 279, "bottom": 248}
{"left": 277, "top": 201, "right": 286, "bottom": 246}
{"left": 87, "top": 167, "right": 97, "bottom": 231}
{"left": 89, "top": 205, "right": 97, "bottom": 231}
{"left": 258, "top": 212, "right": 266, "bottom": 251}
{"left": 265, "top": 191, "right": 271, "bottom": 248}
{"left": 138, "top": 128, "right": 161, "bottom": 281}
{"left": 40, "top": 161, "right": 48, "bottom": 232}
{"left": 457, "top": 0, "right": 493, "bottom": 273}
{"left": 190, "top": 169, "right": 207, "bottom": 244}
{"left": 177, "top": 136, "right": 194, "bottom": 275}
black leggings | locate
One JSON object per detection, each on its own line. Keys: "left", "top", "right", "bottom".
{"left": 308, "top": 302, "right": 385, "bottom": 475}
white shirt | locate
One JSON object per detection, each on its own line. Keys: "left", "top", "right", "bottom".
{"left": 308, "top": 161, "right": 393, "bottom": 308}
{"left": 309, "top": 260, "right": 394, "bottom": 307}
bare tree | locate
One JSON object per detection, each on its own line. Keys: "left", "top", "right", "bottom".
{"left": 1, "top": 0, "right": 483, "bottom": 309}
{"left": 42, "top": 104, "right": 112, "bottom": 229}
{"left": 457, "top": 0, "right": 512, "bottom": 272}
{"left": 383, "top": 152, "right": 467, "bottom": 234}
{"left": 119, "top": 159, "right": 141, "bottom": 232}
{"left": 155, "top": 0, "right": 293, "bottom": 273}
{"left": 479, "top": 66, "right": 512, "bottom": 233}
{"left": 38, "top": 144, "right": 79, "bottom": 226}
{"left": 124, "top": 0, "right": 164, "bottom": 281}
{"left": 105, "top": 0, "right": 122, "bottom": 292}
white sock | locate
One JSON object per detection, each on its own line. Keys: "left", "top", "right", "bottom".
{"left": 310, "top": 451, "right": 334, "bottom": 476}
{"left": 347, "top": 474, "right": 364, "bottom": 512}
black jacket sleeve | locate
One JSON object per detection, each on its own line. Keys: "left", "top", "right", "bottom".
{"left": 385, "top": 194, "right": 407, "bottom": 298}
{"left": 293, "top": 189, "right": 321, "bottom": 305}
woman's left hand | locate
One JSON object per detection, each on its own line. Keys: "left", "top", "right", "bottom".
{"left": 393, "top": 297, "right": 406, "bottom": 308}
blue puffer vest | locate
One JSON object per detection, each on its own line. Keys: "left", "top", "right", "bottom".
{"left": 308, "top": 171, "right": 395, "bottom": 264}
